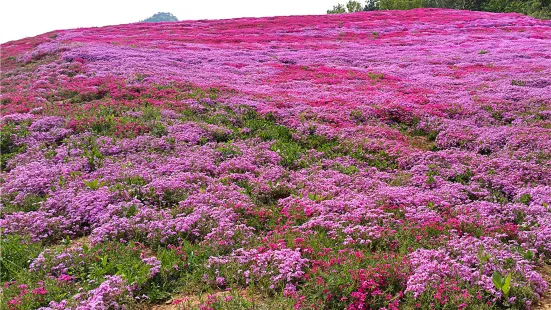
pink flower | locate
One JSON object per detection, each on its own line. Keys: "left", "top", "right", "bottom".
{"left": 32, "top": 286, "right": 48, "bottom": 295}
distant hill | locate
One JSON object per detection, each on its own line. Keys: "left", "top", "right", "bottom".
{"left": 140, "top": 12, "right": 178, "bottom": 23}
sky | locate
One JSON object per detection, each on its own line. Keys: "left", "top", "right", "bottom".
{"left": 0, "top": 0, "right": 341, "bottom": 43}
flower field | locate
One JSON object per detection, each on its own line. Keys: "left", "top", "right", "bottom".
{"left": 1, "top": 8, "right": 551, "bottom": 309}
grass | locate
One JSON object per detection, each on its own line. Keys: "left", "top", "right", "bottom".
{"left": 0, "top": 238, "right": 221, "bottom": 308}
{"left": 0, "top": 121, "right": 29, "bottom": 170}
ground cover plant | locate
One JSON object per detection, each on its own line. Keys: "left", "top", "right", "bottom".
{"left": 1, "top": 8, "right": 551, "bottom": 310}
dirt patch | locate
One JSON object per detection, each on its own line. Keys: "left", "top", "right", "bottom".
{"left": 536, "top": 264, "right": 551, "bottom": 310}
{"left": 67, "top": 236, "right": 91, "bottom": 250}
{"left": 408, "top": 135, "right": 436, "bottom": 151}
{"left": 147, "top": 289, "right": 255, "bottom": 310}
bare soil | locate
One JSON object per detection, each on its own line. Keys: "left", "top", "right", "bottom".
{"left": 536, "top": 264, "right": 551, "bottom": 310}
{"left": 147, "top": 289, "right": 255, "bottom": 310}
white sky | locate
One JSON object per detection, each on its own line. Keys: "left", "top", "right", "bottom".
{"left": 0, "top": 0, "right": 341, "bottom": 43}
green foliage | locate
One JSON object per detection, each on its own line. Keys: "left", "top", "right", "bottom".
{"left": 333, "top": 163, "right": 360, "bottom": 175}
{"left": 83, "top": 178, "right": 106, "bottom": 190}
{"left": 1, "top": 194, "right": 46, "bottom": 213}
{"left": 270, "top": 140, "right": 304, "bottom": 167}
{"left": 0, "top": 235, "right": 43, "bottom": 282}
{"left": 421, "top": 0, "right": 482, "bottom": 9}
{"left": 365, "top": 0, "right": 381, "bottom": 10}
{"left": 1, "top": 122, "right": 29, "bottom": 171}
{"left": 347, "top": 0, "right": 366, "bottom": 11}
{"left": 512, "top": 79, "right": 527, "bottom": 86}
{"left": 328, "top": 0, "right": 364, "bottom": 13}
{"left": 379, "top": 0, "right": 424, "bottom": 9}
{"left": 484, "top": 0, "right": 551, "bottom": 18}
{"left": 452, "top": 167, "right": 473, "bottom": 185}
{"left": 327, "top": 0, "right": 551, "bottom": 18}
{"left": 426, "top": 164, "right": 439, "bottom": 185}
{"left": 149, "top": 123, "right": 168, "bottom": 137}
{"left": 519, "top": 193, "right": 532, "bottom": 205}
{"left": 328, "top": 3, "right": 347, "bottom": 13}
{"left": 368, "top": 72, "right": 385, "bottom": 81}
{"left": 216, "top": 143, "right": 243, "bottom": 160}
{"left": 0, "top": 240, "right": 215, "bottom": 308}
{"left": 83, "top": 139, "right": 104, "bottom": 172}
{"left": 492, "top": 271, "right": 512, "bottom": 299}
{"left": 140, "top": 12, "right": 178, "bottom": 23}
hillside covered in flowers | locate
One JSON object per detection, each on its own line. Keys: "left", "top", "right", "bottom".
{"left": 1, "top": 8, "right": 551, "bottom": 309}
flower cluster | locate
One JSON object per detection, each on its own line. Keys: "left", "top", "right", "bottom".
{"left": 1, "top": 8, "right": 550, "bottom": 309}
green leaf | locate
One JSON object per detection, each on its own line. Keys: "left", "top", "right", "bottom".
{"left": 502, "top": 273, "right": 512, "bottom": 298}
{"left": 101, "top": 255, "right": 109, "bottom": 268}
{"left": 492, "top": 271, "right": 504, "bottom": 290}
{"left": 523, "top": 250, "right": 534, "bottom": 260}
